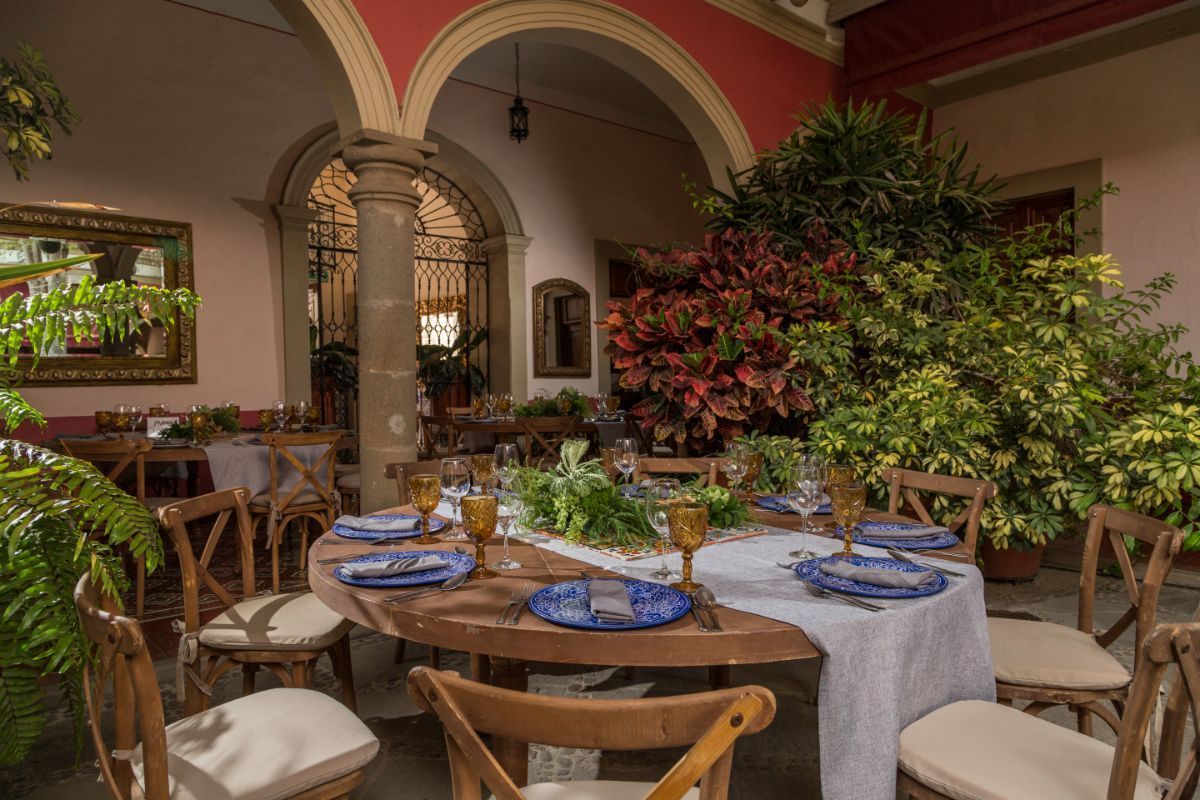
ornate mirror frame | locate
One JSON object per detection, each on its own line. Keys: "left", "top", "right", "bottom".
{"left": 532, "top": 277, "right": 591, "bottom": 378}
{"left": 0, "top": 203, "right": 196, "bottom": 385}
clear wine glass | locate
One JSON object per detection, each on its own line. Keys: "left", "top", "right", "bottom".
{"left": 646, "top": 478, "right": 682, "bottom": 581}
{"left": 272, "top": 400, "right": 287, "bottom": 431}
{"left": 492, "top": 494, "right": 523, "bottom": 570}
{"left": 495, "top": 443, "right": 520, "bottom": 491}
{"left": 721, "top": 443, "right": 749, "bottom": 494}
{"left": 787, "top": 463, "right": 824, "bottom": 560}
{"left": 129, "top": 405, "right": 144, "bottom": 431}
{"left": 485, "top": 393, "right": 498, "bottom": 419}
{"left": 615, "top": 437, "right": 639, "bottom": 487}
{"left": 439, "top": 458, "right": 471, "bottom": 541}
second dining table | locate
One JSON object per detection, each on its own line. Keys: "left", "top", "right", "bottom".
{"left": 308, "top": 503, "right": 994, "bottom": 800}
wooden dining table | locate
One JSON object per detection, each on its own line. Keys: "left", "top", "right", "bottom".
{"left": 307, "top": 503, "right": 973, "bottom": 785}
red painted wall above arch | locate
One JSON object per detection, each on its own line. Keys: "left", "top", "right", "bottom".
{"left": 351, "top": 0, "right": 843, "bottom": 153}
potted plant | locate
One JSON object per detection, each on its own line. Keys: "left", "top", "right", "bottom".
{"left": 417, "top": 329, "right": 487, "bottom": 413}
{"left": 310, "top": 336, "right": 358, "bottom": 423}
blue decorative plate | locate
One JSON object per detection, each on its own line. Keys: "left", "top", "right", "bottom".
{"left": 795, "top": 555, "right": 948, "bottom": 599}
{"left": 332, "top": 514, "right": 446, "bottom": 540}
{"left": 527, "top": 579, "right": 692, "bottom": 631}
{"left": 852, "top": 521, "right": 958, "bottom": 550}
{"left": 756, "top": 494, "right": 832, "bottom": 515}
{"left": 332, "top": 550, "right": 475, "bottom": 588}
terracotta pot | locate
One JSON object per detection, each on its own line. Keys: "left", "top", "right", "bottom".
{"left": 430, "top": 381, "right": 470, "bottom": 415}
{"left": 981, "top": 540, "right": 1046, "bottom": 581}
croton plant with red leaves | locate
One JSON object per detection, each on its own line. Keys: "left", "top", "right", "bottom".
{"left": 599, "top": 227, "right": 855, "bottom": 449}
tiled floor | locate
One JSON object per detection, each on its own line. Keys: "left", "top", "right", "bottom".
{"left": 4, "top": 555, "right": 1198, "bottom": 800}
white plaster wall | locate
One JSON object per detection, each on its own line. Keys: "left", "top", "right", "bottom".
{"left": 934, "top": 34, "right": 1200, "bottom": 359}
{"left": 428, "top": 79, "right": 709, "bottom": 398}
{"left": 7, "top": 0, "right": 332, "bottom": 419}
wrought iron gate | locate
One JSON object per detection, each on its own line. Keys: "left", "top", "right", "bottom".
{"left": 307, "top": 160, "right": 490, "bottom": 426}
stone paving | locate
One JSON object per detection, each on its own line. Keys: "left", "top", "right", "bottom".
{"left": 4, "top": 559, "right": 1197, "bottom": 800}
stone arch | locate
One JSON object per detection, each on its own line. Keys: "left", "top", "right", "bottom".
{"left": 400, "top": 0, "right": 755, "bottom": 188}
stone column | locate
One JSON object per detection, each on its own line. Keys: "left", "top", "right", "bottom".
{"left": 340, "top": 131, "right": 438, "bottom": 513}
{"left": 272, "top": 204, "right": 319, "bottom": 404}
{"left": 482, "top": 234, "right": 533, "bottom": 399}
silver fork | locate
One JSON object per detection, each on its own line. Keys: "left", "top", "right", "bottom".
{"left": 318, "top": 554, "right": 366, "bottom": 565}
{"left": 507, "top": 581, "right": 535, "bottom": 625}
{"left": 497, "top": 587, "right": 523, "bottom": 624}
{"left": 801, "top": 580, "right": 884, "bottom": 612}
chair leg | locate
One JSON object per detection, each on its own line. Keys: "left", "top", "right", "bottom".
{"left": 242, "top": 663, "right": 258, "bottom": 696}
{"left": 708, "top": 665, "right": 730, "bottom": 690}
{"left": 430, "top": 646, "right": 441, "bottom": 670}
{"left": 299, "top": 518, "right": 310, "bottom": 571}
{"left": 292, "top": 659, "right": 312, "bottom": 689}
{"left": 270, "top": 526, "right": 281, "bottom": 595}
{"left": 393, "top": 638, "right": 407, "bottom": 664}
{"left": 331, "top": 633, "right": 357, "bottom": 713}
{"left": 135, "top": 555, "right": 146, "bottom": 617}
{"left": 1074, "top": 704, "right": 1094, "bottom": 737}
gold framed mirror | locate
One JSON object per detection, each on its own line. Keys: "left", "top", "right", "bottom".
{"left": 533, "top": 277, "right": 590, "bottom": 378}
{"left": 0, "top": 204, "right": 196, "bottom": 385}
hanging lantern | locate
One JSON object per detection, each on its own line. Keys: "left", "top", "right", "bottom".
{"left": 508, "top": 43, "right": 529, "bottom": 143}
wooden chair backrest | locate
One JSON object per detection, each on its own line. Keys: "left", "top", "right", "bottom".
{"left": 260, "top": 431, "right": 342, "bottom": 511}
{"left": 60, "top": 437, "right": 152, "bottom": 503}
{"left": 157, "top": 488, "right": 256, "bottom": 635}
{"left": 635, "top": 458, "right": 721, "bottom": 488}
{"left": 419, "top": 414, "right": 456, "bottom": 458}
{"left": 521, "top": 416, "right": 582, "bottom": 467}
{"left": 384, "top": 460, "right": 445, "bottom": 506}
{"left": 881, "top": 468, "right": 997, "bottom": 552}
{"left": 407, "top": 666, "right": 776, "bottom": 800}
{"left": 1077, "top": 505, "right": 1184, "bottom": 655}
{"left": 1107, "top": 621, "right": 1200, "bottom": 800}
{"left": 75, "top": 573, "right": 170, "bottom": 800}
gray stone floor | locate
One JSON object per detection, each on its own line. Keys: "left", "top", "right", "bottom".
{"left": 4, "top": 561, "right": 1197, "bottom": 800}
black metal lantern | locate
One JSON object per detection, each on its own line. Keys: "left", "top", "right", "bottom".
{"left": 508, "top": 43, "right": 529, "bottom": 143}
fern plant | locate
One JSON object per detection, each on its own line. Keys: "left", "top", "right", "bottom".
{"left": 0, "top": 268, "right": 198, "bottom": 764}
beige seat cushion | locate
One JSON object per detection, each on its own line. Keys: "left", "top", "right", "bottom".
{"left": 899, "top": 700, "right": 1166, "bottom": 800}
{"left": 199, "top": 591, "right": 353, "bottom": 650}
{"left": 504, "top": 781, "right": 700, "bottom": 799}
{"left": 334, "top": 463, "right": 359, "bottom": 478}
{"left": 988, "top": 617, "right": 1130, "bottom": 690}
{"left": 249, "top": 489, "right": 329, "bottom": 509}
{"left": 131, "top": 687, "right": 378, "bottom": 800}
{"left": 336, "top": 471, "right": 361, "bottom": 491}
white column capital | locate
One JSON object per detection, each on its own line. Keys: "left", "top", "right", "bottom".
{"left": 482, "top": 233, "right": 534, "bottom": 258}
{"left": 272, "top": 203, "right": 319, "bottom": 230}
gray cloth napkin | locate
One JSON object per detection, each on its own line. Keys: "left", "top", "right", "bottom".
{"left": 588, "top": 580, "right": 635, "bottom": 623}
{"left": 820, "top": 560, "right": 936, "bottom": 589}
{"left": 857, "top": 523, "right": 949, "bottom": 539}
{"left": 335, "top": 515, "right": 419, "bottom": 532}
{"left": 342, "top": 555, "right": 449, "bottom": 578}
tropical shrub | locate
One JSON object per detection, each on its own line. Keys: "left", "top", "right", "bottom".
{"left": 599, "top": 227, "right": 854, "bottom": 450}
{"left": 731, "top": 433, "right": 809, "bottom": 494}
{"left": 1, "top": 43, "right": 77, "bottom": 181}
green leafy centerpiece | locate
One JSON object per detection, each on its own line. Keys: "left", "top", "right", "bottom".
{"left": 514, "top": 386, "right": 591, "bottom": 417}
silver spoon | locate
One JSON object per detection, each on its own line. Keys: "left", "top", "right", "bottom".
{"left": 887, "top": 548, "right": 965, "bottom": 577}
{"left": 385, "top": 570, "right": 470, "bottom": 603}
{"left": 694, "top": 586, "right": 723, "bottom": 631}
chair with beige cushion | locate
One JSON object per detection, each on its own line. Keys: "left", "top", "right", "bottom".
{"left": 880, "top": 468, "right": 997, "bottom": 553}
{"left": 75, "top": 571, "right": 377, "bottom": 800}
{"left": 407, "top": 665, "right": 776, "bottom": 799}
{"left": 334, "top": 466, "right": 361, "bottom": 515}
{"left": 990, "top": 504, "right": 1183, "bottom": 735}
{"left": 248, "top": 430, "right": 342, "bottom": 593}
{"left": 897, "top": 620, "right": 1200, "bottom": 800}
{"left": 159, "top": 488, "right": 356, "bottom": 717}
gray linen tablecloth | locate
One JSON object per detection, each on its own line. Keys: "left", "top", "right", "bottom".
{"left": 201, "top": 439, "right": 332, "bottom": 498}
{"left": 533, "top": 526, "right": 994, "bottom": 800}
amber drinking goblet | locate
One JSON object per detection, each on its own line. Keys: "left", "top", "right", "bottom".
{"left": 187, "top": 410, "right": 209, "bottom": 446}
{"left": 472, "top": 396, "right": 487, "bottom": 419}
{"left": 470, "top": 453, "right": 497, "bottom": 496}
{"left": 826, "top": 463, "right": 856, "bottom": 488}
{"left": 258, "top": 408, "right": 277, "bottom": 431}
{"left": 557, "top": 395, "right": 574, "bottom": 415}
{"left": 461, "top": 494, "right": 497, "bottom": 579}
{"left": 829, "top": 482, "right": 867, "bottom": 557}
{"left": 604, "top": 394, "right": 621, "bottom": 416}
{"left": 94, "top": 410, "right": 112, "bottom": 435}
{"left": 667, "top": 501, "right": 708, "bottom": 594}
{"left": 741, "top": 452, "right": 764, "bottom": 500}
{"left": 304, "top": 405, "right": 321, "bottom": 429}
{"left": 408, "top": 474, "right": 442, "bottom": 544}
{"left": 599, "top": 447, "right": 619, "bottom": 483}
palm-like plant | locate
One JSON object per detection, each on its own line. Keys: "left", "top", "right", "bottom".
{"left": 0, "top": 269, "right": 199, "bottom": 763}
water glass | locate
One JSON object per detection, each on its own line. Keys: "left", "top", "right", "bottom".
{"left": 614, "top": 437, "right": 639, "bottom": 485}
{"left": 645, "top": 478, "right": 681, "bottom": 581}
{"left": 494, "top": 443, "right": 519, "bottom": 490}
{"left": 786, "top": 464, "right": 824, "bottom": 560}
{"left": 461, "top": 495, "right": 497, "bottom": 580}
{"left": 439, "top": 458, "right": 471, "bottom": 542}
{"left": 721, "top": 443, "right": 749, "bottom": 492}
{"left": 408, "top": 474, "right": 442, "bottom": 544}
{"left": 829, "top": 482, "right": 867, "bottom": 557}
{"left": 492, "top": 494, "right": 523, "bottom": 571}
{"left": 470, "top": 453, "right": 497, "bottom": 495}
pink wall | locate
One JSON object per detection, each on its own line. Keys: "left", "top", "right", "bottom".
{"left": 352, "top": 0, "right": 843, "bottom": 151}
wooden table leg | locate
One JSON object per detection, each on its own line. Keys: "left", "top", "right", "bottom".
{"left": 470, "top": 652, "right": 491, "bottom": 685}
{"left": 490, "top": 657, "right": 529, "bottom": 787}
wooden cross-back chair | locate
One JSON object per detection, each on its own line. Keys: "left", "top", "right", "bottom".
{"left": 250, "top": 430, "right": 342, "bottom": 593}
{"left": 989, "top": 504, "right": 1184, "bottom": 737}
{"left": 60, "top": 437, "right": 166, "bottom": 617}
{"left": 635, "top": 458, "right": 722, "bottom": 488}
{"left": 419, "top": 414, "right": 458, "bottom": 458}
{"left": 407, "top": 666, "right": 776, "bottom": 800}
{"left": 897, "top": 620, "right": 1200, "bottom": 800}
{"left": 158, "top": 488, "right": 356, "bottom": 716}
{"left": 74, "top": 572, "right": 377, "bottom": 800}
{"left": 881, "top": 468, "right": 997, "bottom": 553}
{"left": 520, "top": 416, "right": 582, "bottom": 467}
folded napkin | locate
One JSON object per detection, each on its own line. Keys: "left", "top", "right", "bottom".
{"left": 820, "top": 560, "right": 935, "bottom": 589}
{"left": 341, "top": 555, "right": 449, "bottom": 578}
{"left": 857, "top": 523, "right": 950, "bottom": 540}
{"left": 335, "top": 515, "right": 419, "bottom": 533}
{"left": 588, "top": 580, "right": 636, "bottom": 623}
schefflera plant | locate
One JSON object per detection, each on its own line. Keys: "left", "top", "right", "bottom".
{"left": 599, "top": 227, "right": 854, "bottom": 450}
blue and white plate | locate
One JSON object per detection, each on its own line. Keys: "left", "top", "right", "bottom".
{"left": 527, "top": 579, "right": 692, "bottom": 631}
{"left": 795, "top": 555, "right": 948, "bottom": 599}
{"left": 756, "top": 494, "right": 832, "bottom": 515}
{"left": 332, "top": 514, "right": 446, "bottom": 540}
{"left": 332, "top": 550, "right": 475, "bottom": 588}
{"left": 852, "top": 521, "right": 958, "bottom": 550}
